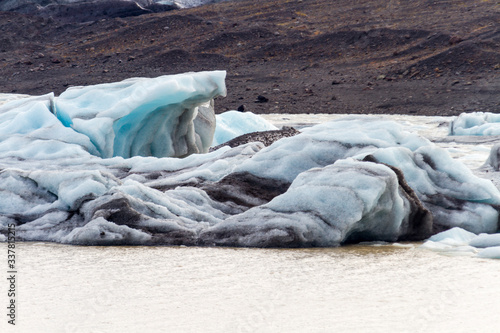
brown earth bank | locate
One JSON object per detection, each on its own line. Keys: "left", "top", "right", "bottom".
{"left": 0, "top": 0, "right": 499, "bottom": 116}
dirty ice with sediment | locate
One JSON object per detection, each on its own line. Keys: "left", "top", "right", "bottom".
{"left": 0, "top": 70, "right": 500, "bottom": 259}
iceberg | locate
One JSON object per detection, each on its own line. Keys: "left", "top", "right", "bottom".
{"left": 55, "top": 71, "right": 226, "bottom": 158}
{"left": 419, "top": 227, "right": 500, "bottom": 259}
{"left": 367, "top": 146, "right": 500, "bottom": 234}
{"left": 449, "top": 112, "right": 500, "bottom": 136}
{"left": 477, "top": 246, "right": 500, "bottom": 259}
{"left": 469, "top": 233, "right": 500, "bottom": 248}
{"left": 0, "top": 71, "right": 226, "bottom": 160}
{"left": 200, "top": 159, "right": 432, "bottom": 247}
{"left": 1, "top": 77, "right": 500, "bottom": 248}
{"left": 485, "top": 143, "right": 500, "bottom": 171}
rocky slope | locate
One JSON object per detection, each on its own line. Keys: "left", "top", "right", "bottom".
{"left": 0, "top": 0, "right": 499, "bottom": 115}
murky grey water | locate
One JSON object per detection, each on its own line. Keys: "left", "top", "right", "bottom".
{"left": 3, "top": 242, "right": 499, "bottom": 333}
{"left": 1, "top": 113, "right": 499, "bottom": 332}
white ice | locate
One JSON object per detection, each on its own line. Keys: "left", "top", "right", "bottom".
{"left": 201, "top": 159, "right": 418, "bottom": 247}
{"left": 236, "top": 118, "right": 431, "bottom": 182}
{"left": 450, "top": 112, "right": 500, "bottom": 136}
{"left": 55, "top": 71, "right": 226, "bottom": 158}
{"left": 1, "top": 71, "right": 227, "bottom": 160}
{"left": 212, "top": 110, "right": 278, "bottom": 146}
{"left": 420, "top": 227, "right": 500, "bottom": 259}
{"left": 1, "top": 81, "right": 500, "bottom": 253}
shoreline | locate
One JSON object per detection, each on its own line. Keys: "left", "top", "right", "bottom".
{"left": 0, "top": 0, "right": 498, "bottom": 116}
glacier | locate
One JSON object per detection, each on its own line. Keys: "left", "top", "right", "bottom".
{"left": 1, "top": 75, "right": 500, "bottom": 249}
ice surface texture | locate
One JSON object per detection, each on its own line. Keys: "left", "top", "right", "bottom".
{"left": 0, "top": 71, "right": 226, "bottom": 159}
{"left": 55, "top": 71, "right": 226, "bottom": 158}
{"left": 367, "top": 146, "right": 500, "bottom": 234}
{"left": 1, "top": 95, "right": 499, "bottom": 247}
{"left": 420, "top": 227, "right": 500, "bottom": 259}
{"left": 200, "top": 159, "right": 432, "bottom": 247}
{"left": 212, "top": 110, "right": 278, "bottom": 146}
{"left": 450, "top": 112, "right": 500, "bottom": 136}
{"left": 450, "top": 112, "right": 500, "bottom": 172}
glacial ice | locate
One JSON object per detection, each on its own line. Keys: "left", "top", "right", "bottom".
{"left": 212, "top": 110, "right": 278, "bottom": 146}
{"left": 368, "top": 146, "right": 500, "bottom": 234}
{"left": 0, "top": 71, "right": 227, "bottom": 160}
{"left": 450, "top": 112, "right": 500, "bottom": 136}
{"left": 1, "top": 78, "right": 500, "bottom": 250}
{"left": 0, "top": 93, "right": 98, "bottom": 159}
{"left": 428, "top": 227, "right": 477, "bottom": 245}
{"left": 236, "top": 118, "right": 431, "bottom": 182}
{"left": 200, "top": 159, "right": 431, "bottom": 247}
{"left": 469, "top": 233, "right": 500, "bottom": 248}
{"left": 420, "top": 227, "right": 500, "bottom": 259}
{"left": 477, "top": 246, "right": 500, "bottom": 259}
{"left": 55, "top": 71, "right": 226, "bottom": 158}
{"left": 485, "top": 143, "right": 500, "bottom": 171}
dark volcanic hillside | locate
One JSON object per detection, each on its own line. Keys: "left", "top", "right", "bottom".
{"left": 0, "top": 0, "right": 499, "bottom": 115}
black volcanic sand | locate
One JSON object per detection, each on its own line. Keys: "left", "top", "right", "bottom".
{"left": 0, "top": 0, "right": 499, "bottom": 116}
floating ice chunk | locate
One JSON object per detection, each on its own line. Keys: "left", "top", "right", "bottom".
{"left": 391, "top": 242, "right": 415, "bottom": 248}
{"left": 420, "top": 240, "right": 457, "bottom": 251}
{"left": 419, "top": 240, "right": 478, "bottom": 255}
{"left": 212, "top": 111, "right": 278, "bottom": 146}
{"left": 62, "top": 217, "right": 152, "bottom": 245}
{"left": 235, "top": 119, "right": 431, "bottom": 182}
{"left": 476, "top": 246, "right": 500, "bottom": 259}
{"left": 200, "top": 159, "right": 431, "bottom": 247}
{"left": 419, "top": 228, "right": 500, "bottom": 259}
{"left": 55, "top": 71, "right": 226, "bottom": 158}
{"left": 428, "top": 227, "right": 477, "bottom": 245}
{"left": 469, "top": 233, "right": 500, "bottom": 248}
{"left": 485, "top": 143, "right": 500, "bottom": 171}
{"left": 420, "top": 227, "right": 479, "bottom": 255}
{"left": 450, "top": 112, "right": 500, "bottom": 136}
{"left": 231, "top": 118, "right": 500, "bottom": 235}
{"left": 368, "top": 146, "right": 500, "bottom": 234}
{"left": 2, "top": 94, "right": 500, "bottom": 248}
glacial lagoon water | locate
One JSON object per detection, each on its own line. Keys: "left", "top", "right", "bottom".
{"left": 3, "top": 242, "right": 500, "bottom": 333}
{"left": 2, "top": 113, "right": 500, "bottom": 332}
